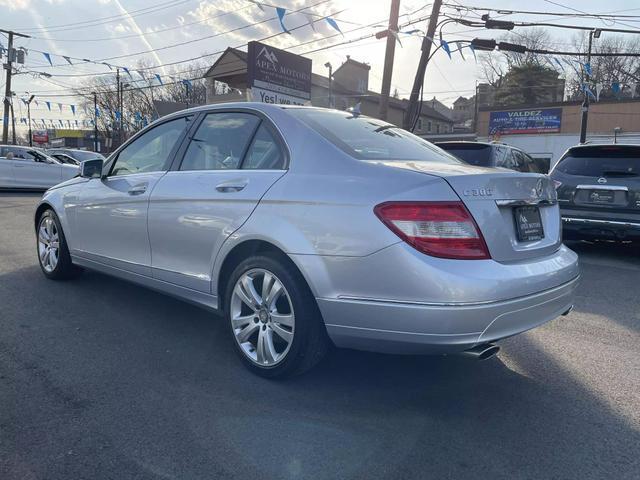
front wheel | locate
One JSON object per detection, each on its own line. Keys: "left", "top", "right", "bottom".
{"left": 36, "top": 209, "right": 81, "bottom": 280}
{"left": 225, "top": 255, "right": 328, "bottom": 378}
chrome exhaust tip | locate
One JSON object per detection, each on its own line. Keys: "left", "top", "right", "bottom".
{"left": 460, "top": 343, "right": 500, "bottom": 361}
{"left": 561, "top": 305, "right": 574, "bottom": 316}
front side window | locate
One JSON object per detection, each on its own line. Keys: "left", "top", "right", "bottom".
{"left": 110, "top": 116, "right": 190, "bottom": 176}
{"left": 180, "top": 113, "right": 260, "bottom": 171}
{"left": 288, "top": 109, "right": 460, "bottom": 163}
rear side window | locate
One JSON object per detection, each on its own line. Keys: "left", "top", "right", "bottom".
{"left": 437, "top": 144, "right": 492, "bottom": 166}
{"left": 288, "top": 109, "right": 460, "bottom": 163}
{"left": 180, "top": 113, "right": 260, "bottom": 171}
{"left": 555, "top": 148, "right": 640, "bottom": 177}
{"left": 242, "top": 124, "right": 285, "bottom": 170}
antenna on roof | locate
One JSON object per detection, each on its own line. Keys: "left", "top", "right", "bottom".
{"left": 347, "top": 102, "right": 361, "bottom": 116}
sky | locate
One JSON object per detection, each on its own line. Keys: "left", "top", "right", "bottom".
{"left": 1, "top": 0, "right": 640, "bottom": 131}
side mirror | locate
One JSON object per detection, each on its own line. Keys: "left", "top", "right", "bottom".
{"left": 80, "top": 158, "right": 104, "bottom": 179}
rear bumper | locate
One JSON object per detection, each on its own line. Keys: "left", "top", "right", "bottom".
{"left": 318, "top": 275, "right": 579, "bottom": 354}
{"left": 562, "top": 216, "right": 640, "bottom": 241}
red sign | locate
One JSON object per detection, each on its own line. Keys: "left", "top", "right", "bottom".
{"left": 32, "top": 130, "right": 49, "bottom": 143}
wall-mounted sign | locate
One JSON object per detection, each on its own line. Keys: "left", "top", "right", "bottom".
{"left": 489, "top": 108, "right": 562, "bottom": 135}
{"left": 246, "top": 41, "right": 312, "bottom": 106}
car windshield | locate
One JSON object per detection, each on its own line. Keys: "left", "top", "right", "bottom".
{"left": 436, "top": 144, "right": 492, "bottom": 166}
{"left": 555, "top": 147, "right": 640, "bottom": 177}
{"left": 288, "top": 108, "right": 461, "bottom": 163}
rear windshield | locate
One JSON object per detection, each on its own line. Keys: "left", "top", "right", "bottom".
{"left": 69, "top": 150, "right": 104, "bottom": 161}
{"left": 555, "top": 148, "right": 640, "bottom": 177}
{"left": 287, "top": 109, "right": 460, "bottom": 163}
{"left": 436, "top": 144, "right": 492, "bottom": 166}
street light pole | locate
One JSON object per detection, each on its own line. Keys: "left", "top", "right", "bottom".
{"left": 324, "top": 62, "right": 333, "bottom": 108}
{"left": 27, "top": 94, "right": 35, "bottom": 147}
{"left": 579, "top": 29, "right": 600, "bottom": 144}
{"left": 92, "top": 91, "right": 98, "bottom": 153}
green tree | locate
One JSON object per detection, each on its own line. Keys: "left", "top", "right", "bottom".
{"left": 493, "top": 64, "right": 564, "bottom": 106}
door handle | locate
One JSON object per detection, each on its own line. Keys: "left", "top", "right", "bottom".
{"left": 215, "top": 181, "right": 247, "bottom": 193}
{"left": 128, "top": 184, "right": 147, "bottom": 195}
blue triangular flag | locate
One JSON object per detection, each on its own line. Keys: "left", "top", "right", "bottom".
{"left": 468, "top": 44, "right": 477, "bottom": 62}
{"left": 325, "top": 17, "right": 342, "bottom": 36}
{"left": 21, "top": 98, "right": 28, "bottom": 105}
{"left": 63, "top": 56, "right": 73, "bottom": 65}
{"left": 70, "top": 105, "right": 76, "bottom": 115}
{"left": 583, "top": 84, "right": 596, "bottom": 99}
{"left": 43, "top": 52, "right": 53, "bottom": 66}
{"left": 58, "top": 103, "right": 63, "bottom": 112}
{"left": 95, "top": 107, "right": 100, "bottom": 117}
{"left": 276, "top": 7, "right": 290, "bottom": 34}
{"left": 584, "top": 62, "right": 592, "bottom": 76}
{"left": 155, "top": 73, "right": 163, "bottom": 85}
{"left": 441, "top": 39, "right": 452, "bottom": 59}
{"left": 122, "top": 67, "right": 132, "bottom": 77}
{"left": 45, "top": 101, "right": 51, "bottom": 111}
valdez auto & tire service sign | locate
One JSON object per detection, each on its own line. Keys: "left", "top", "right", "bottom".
{"left": 489, "top": 108, "right": 562, "bottom": 135}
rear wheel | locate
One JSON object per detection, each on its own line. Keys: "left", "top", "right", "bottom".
{"left": 36, "top": 210, "right": 81, "bottom": 280}
{"left": 225, "top": 255, "right": 328, "bottom": 378}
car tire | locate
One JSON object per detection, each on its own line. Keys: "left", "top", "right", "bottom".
{"left": 36, "top": 209, "right": 82, "bottom": 280}
{"left": 224, "top": 254, "right": 329, "bottom": 379}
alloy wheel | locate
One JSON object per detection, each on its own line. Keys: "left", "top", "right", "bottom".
{"left": 230, "top": 268, "right": 295, "bottom": 366}
{"left": 38, "top": 217, "right": 59, "bottom": 273}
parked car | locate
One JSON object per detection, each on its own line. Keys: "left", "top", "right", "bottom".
{"left": 48, "top": 152, "right": 80, "bottom": 166}
{"left": 550, "top": 144, "right": 640, "bottom": 242}
{"left": 34, "top": 104, "right": 579, "bottom": 378}
{"left": 0, "top": 145, "right": 79, "bottom": 189}
{"left": 436, "top": 141, "right": 548, "bottom": 173}
{"left": 46, "top": 148, "right": 104, "bottom": 167}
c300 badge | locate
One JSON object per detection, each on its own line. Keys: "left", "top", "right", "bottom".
{"left": 463, "top": 188, "right": 493, "bottom": 197}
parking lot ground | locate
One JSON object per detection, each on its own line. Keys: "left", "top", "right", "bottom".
{"left": 1, "top": 192, "right": 639, "bottom": 480}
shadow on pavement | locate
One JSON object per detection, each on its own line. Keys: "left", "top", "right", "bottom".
{"left": 1, "top": 262, "right": 638, "bottom": 480}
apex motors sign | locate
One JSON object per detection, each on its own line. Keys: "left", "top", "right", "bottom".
{"left": 489, "top": 108, "right": 562, "bottom": 135}
{"left": 247, "top": 41, "right": 312, "bottom": 105}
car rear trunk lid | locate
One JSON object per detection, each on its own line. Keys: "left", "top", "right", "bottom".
{"left": 370, "top": 161, "right": 561, "bottom": 262}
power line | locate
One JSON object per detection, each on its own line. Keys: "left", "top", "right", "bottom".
{"left": 33, "top": 4, "right": 253, "bottom": 43}
{"left": 13, "top": 0, "right": 195, "bottom": 33}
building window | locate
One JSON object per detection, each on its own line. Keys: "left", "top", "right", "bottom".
{"left": 436, "top": 123, "right": 440, "bottom": 134}
{"left": 417, "top": 118, "right": 423, "bottom": 131}
{"left": 427, "top": 120, "right": 432, "bottom": 133}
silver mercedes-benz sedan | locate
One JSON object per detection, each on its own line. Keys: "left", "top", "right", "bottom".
{"left": 35, "top": 103, "right": 579, "bottom": 378}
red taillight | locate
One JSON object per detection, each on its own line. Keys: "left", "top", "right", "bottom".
{"left": 374, "top": 201, "right": 491, "bottom": 260}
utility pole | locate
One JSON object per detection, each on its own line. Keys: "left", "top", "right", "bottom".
{"left": 92, "top": 91, "right": 99, "bottom": 152}
{"left": 2, "top": 29, "right": 30, "bottom": 144}
{"left": 9, "top": 94, "right": 16, "bottom": 144}
{"left": 27, "top": 95, "right": 34, "bottom": 147}
{"left": 403, "top": 0, "right": 442, "bottom": 130}
{"left": 579, "top": 29, "right": 600, "bottom": 144}
{"left": 378, "top": 0, "right": 401, "bottom": 121}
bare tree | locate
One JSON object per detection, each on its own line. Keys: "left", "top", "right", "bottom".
{"left": 565, "top": 33, "right": 640, "bottom": 100}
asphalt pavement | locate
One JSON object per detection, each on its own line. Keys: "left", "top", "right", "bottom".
{"left": 1, "top": 192, "right": 639, "bottom": 480}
